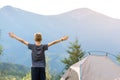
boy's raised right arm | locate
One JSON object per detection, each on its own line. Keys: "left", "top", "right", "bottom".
{"left": 9, "top": 32, "right": 29, "bottom": 46}
{"left": 48, "top": 36, "right": 69, "bottom": 47}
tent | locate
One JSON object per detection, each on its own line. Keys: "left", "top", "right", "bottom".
{"left": 60, "top": 55, "right": 120, "bottom": 80}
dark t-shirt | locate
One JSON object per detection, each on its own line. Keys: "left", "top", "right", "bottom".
{"left": 28, "top": 44, "right": 48, "bottom": 67}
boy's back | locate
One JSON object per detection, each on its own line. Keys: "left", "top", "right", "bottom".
{"left": 28, "top": 44, "right": 48, "bottom": 67}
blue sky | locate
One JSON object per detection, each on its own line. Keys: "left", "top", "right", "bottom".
{"left": 0, "top": 0, "right": 120, "bottom": 19}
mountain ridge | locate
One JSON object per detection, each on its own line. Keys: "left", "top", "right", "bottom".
{"left": 1, "top": 5, "right": 119, "bottom": 20}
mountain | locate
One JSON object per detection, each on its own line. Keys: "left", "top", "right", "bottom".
{"left": 0, "top": 6, "right": 120, "bottom": 72}
{"left": 0, "top": 62, "right": 29, "bottom": 80}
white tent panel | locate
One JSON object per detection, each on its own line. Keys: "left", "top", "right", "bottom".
{"left": 82, "top": 55, "right": 120, "bottom": 80}
{"left": 70, "top": 57, "right": 88, "bottom": 80}
{"left": 61, "top": 55, "right": 120, "bottom": 80}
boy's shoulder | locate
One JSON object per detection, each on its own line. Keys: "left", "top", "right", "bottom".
{"left": 28, "top": 43, "right": 48, "bottom": 47}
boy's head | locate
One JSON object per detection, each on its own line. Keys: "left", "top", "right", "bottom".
{"left": 34, "top": 32, "right": 42, "bottom": 42}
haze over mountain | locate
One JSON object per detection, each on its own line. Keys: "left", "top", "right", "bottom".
{"left": 0, "top": 6, "right": 120, "bottom": 72}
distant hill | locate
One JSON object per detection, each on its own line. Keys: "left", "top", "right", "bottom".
{"left": 0, "top": 5, "right": 120, "bottom": 72}
{"left": 0, "top": 62, "right": 29, "bottom": 80}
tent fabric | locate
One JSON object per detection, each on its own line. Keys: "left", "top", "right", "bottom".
{"left": 60, "top": 68, "right": 79, "bottom": 80}
{"left": 61, "top": 57, "right": 87, "bottom": 80}
{"left": 60, "top": 55, "right": 120, "bottom": 80}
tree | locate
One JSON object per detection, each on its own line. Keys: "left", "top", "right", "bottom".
{"left": 0, "top": 29, "right": 3, "bottom": 54}
{"left": 0, "top": 45, "right": 3, "bottom": 55}
{"left": 62, "top": 39, "right": 85, "bottom": 70}
{"left": 22, "top": 72, "right": 31, "bottom": 80}
{"left": 116, "top": 53, "right": 120, "bottom": 62}
{"left": 46, "top": 57, "right": 51, "bottom": 80}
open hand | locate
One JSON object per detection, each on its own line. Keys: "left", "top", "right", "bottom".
{"left": 9, "top": 32, "right": 16, "bottom": 38}
{"left": 61, "top": 36, "right": 69, "bottom": 41}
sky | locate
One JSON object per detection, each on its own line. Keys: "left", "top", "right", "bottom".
{"left": 0, "top": 0, "right": 120, "bottom": 19}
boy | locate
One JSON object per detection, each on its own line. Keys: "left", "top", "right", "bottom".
{"left": 9, "top": 32, "right": 68, "bottom": 80}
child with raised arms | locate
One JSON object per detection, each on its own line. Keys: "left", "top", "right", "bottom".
{"left": 9, "top": 32, "right": 68, "bottom": 80}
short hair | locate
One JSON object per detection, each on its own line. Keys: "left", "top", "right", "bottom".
{"left": 34, "top": 32, "right": 42, "bottom": 42}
